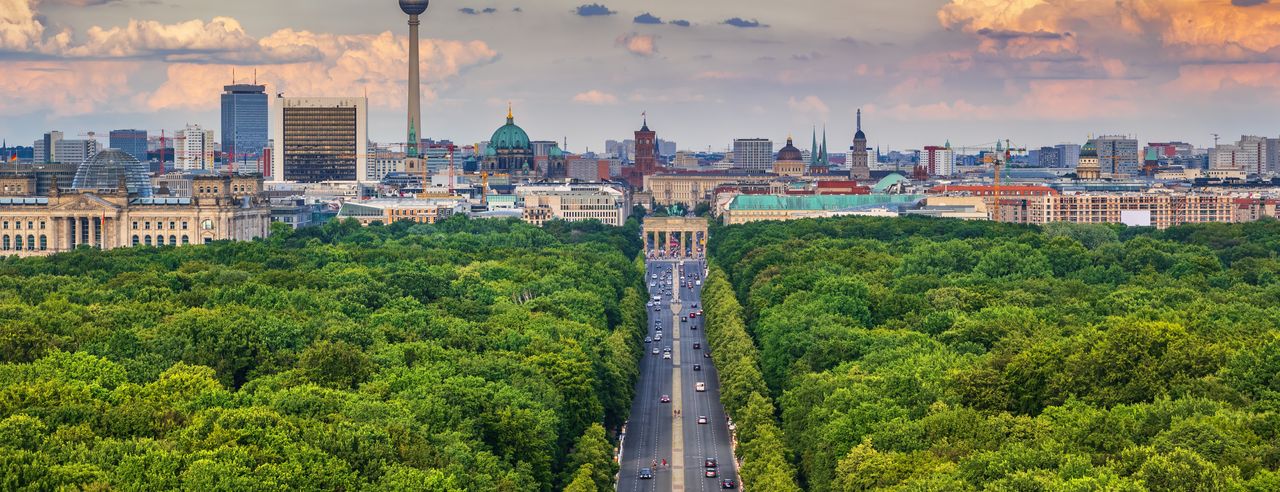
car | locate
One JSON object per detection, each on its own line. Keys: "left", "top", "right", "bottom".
{"left": 693, "top": 364, "right": 701, "bottom": 371}
{"left": 682, "top": 316, "right": 689, "bottom": 322}
{"left": 652, "top": 348, "right": 659, "bottom": 355}
{"left": 697, "top": 280, "right": 702, "bottom": 286}
{"left": 705, "top": 468, "right": 718, "bottom": 478}
{"left": 655, "top": 334, "right": 662, "bottom": 341}
{"left": 705, "top": 458, "right": 718, "bottom": 468}
{"left": 663, "top": 352, "right": 671, "bottom": 360}
{"left": 695, "top": 382, "right": 706, "bottom": 392}
{"left": 644, "top": 337, "right": 652, "bottom": 343}
{"left": 660, "top": 394, "right": 670, "bottom": 403}
{"left": 720, "top": 479, "right": 737, "bottom": 489}
{"left": 689, "top": 313, "right": 697, "bottom": 319}
{"left": 704, "top": 352, "right": 711, "bottom": 358}
{"left": 639, "top": 468, "right": 653, "bottom": 479}
{"left": 651, "top": 274, "right": 657, "bottom": 279}
{"left": 649, "top": 282, "right": 656, "bottom": 288}
{"left": 697, "top": 415, "right": 708, "bottom": 424}
{"left": 693, "top": 342, "right": 701, "bottom": 349}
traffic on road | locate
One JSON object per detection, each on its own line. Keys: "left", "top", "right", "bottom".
{"left": 618, "top": 258, "right": 737, "bottom": 491}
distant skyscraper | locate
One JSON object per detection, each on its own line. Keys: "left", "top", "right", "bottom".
{"left": 849, "top": 109, "right": 871, "bottom": 180}
{"left": 923, "top": 144, "right": 956, "bottom": 177}
{"left": 1090, "top": 136, "right": 1140, "bottom": 177}
{"left": 35, "top": 131, "right": 63, "bottom": 164}
{"left": 174, "top": 125, "right": 215, "bottom": 172}
{"left": 1056, "top": 144, "right": 1081, "bottom": 169}
{"left": 732, "top": 138, "right": 773, "bottom": 171}
{"left": 110, "top": 130, "right": 148, "bottom": 164}
{"left": 221, "top": 84, "right": 269, "bottom": 174}
{"left": 54, "top": 138, "right": 101, "bottom": 166}
{"left": 270, "top": 96, "right": 368, "bottom": 183}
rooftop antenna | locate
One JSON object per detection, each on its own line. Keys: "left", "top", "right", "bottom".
{"left": 253, "top": 68, "right": 257, "bottom": 85}
{"left": 232, "top": 68, "right": 236, "bottom": 84}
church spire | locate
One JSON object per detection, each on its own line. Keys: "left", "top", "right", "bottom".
{"left": 507, "top": 102, "right": 514, "bottom": 122}
{"left": 857, "top": 108, "right": 862, "bottom": 132}
{"left": 811, "top": 127, "right": 818, "bottom": 166}
{"left": 821, "top": 125, "right": 828, "bottom": 163}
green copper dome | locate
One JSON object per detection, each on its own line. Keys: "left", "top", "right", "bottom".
{"left": 490, "top": 107, "right": 531, "bottom": 151}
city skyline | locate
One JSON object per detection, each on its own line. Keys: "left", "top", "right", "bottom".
{"left": 4, "top": 0, "right": 1280, "bottom": 151}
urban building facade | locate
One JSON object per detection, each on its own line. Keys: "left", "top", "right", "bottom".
{"left": 109, "top": 130, "right": 148, "bottom": 164}
{"left": 221, "top": 84, "right": 269, "bottom": 174}
{"left": 849, "top": 109, "right": 871, "bottom": 180}
{"left": 174, "top": 125, "right": 215, "bottom": 172}
{"left": 1091, "top": 136, "right": 1140, "bottom": 177}
{"left": 732, "top": 139, "right": 773, "bottom": 171}
{"left": 515, "top": 183, "right": 630, "bottom": 226}
{"left": 922, "top": 144, "right": 956, "bottom": 177}
{"left": 270, "top": 96, "right": 369, "bottom": 183}
{"left": 53, "top": 139, "right": 101, "bottom": 167}
{"left": 996, "top": 192, "right": 1253, "bottom": 229}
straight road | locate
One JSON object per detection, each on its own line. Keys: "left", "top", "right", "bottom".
{"left": 618, "top": 259, "right": 737, "bottom": 491}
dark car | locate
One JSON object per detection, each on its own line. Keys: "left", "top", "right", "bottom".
{"left": 705, "top": 458, "right": 718, "bottom": 468}
{"left": 721, "top": 479, "right": 737, "bottom": 489}
{"left": 639, "top": 468, "right": 653, "bottom": 479}
{"left": 693, "top": 364, "right": 701, "bottom": 371}
{"left": 693, "top": 342, "right": 701, "bottom": 349}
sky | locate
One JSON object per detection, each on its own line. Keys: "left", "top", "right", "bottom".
{"left": 4, "top": 0, "right": 1280, "bottom": 153}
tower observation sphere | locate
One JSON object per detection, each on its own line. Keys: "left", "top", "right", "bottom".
{"left": 399, "top": 0, "right": 429, "bottom": 15}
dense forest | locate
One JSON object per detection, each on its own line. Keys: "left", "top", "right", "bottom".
{"left": 708, "top": 217, "right": 1280, "bottom": 491}
{"left": 0, "top": 217, "right": 645, "bottom": 491}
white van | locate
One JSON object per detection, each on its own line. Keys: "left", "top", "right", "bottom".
{"left": 695, "top": 382, "right": 706, "bottom": 392}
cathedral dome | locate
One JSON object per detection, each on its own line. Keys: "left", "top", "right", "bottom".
{"left": 1081, "top": 140, "right": 1098, "bottom": 158}
{"left": 72, "top": 149, "right": 153, "bottom": 197}
{"left": 490, "top": 107, "right": 531, "bottom": 151}
{"left": 777, "top": 137, "right": 803, "bottom": 162}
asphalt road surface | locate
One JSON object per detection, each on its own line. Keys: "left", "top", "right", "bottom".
{"left": 618, "top": 259, "right": 737, "bottom": 492}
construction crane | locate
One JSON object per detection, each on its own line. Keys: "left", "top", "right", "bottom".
{"left": 954, "top": 140, "right": 1027, "bottom": 221}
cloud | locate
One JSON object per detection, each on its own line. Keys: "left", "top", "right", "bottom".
{"left": 572, "top": 90, "right": 619, "bottom": 105}
{"left": 788, "top": 95, "right": 830, "bottom": 118}
{"left": 0, "top": 61, "right": 138, "bottom": 117}
{"left": 939, "top": 0, "right": 1280, "bottom": 61}
{"left": 723, "top": 18, "right": 766, "bottom": 28}
{"left": 575, "top": 3, "right": 615, "bottom": 17}
{"left": 616, "top": 33, "right": 657, "bottom": 57}
{"left": 459, "top": 8, "right": 498, "bottom": 15}
{"left": 149, "top": 32, "right": 497, "bottom": 111}
{"left": 1234, "top": 0, "right": 1269, "bottom": 6}
{"left": 694, "top": 71, "right": 745, "bottom": 80}
{"left": 669, "top": 19, "right": 691, "bottom": 27}
{"left": 634, "top": 13, "right": 663, "bottom": 25}
{"left": 876, "top": 79, "right": 1141, "bottom": 122}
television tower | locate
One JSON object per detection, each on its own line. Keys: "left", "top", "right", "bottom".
{"left": 400, "top": 0, "right": 429, "bottom": 158}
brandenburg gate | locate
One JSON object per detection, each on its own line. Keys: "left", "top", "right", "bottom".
{"left": 643, "top": 216, "right": 709, "bottom": 259}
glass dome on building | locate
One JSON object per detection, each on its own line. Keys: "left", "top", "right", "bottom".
{"left": 71, "top": 149, "right": 153, "bottom": 197}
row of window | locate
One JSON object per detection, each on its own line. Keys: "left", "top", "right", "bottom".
{"left": 132, "top": 235, "right": 191, "bottom": 247}
{"left": 132, "top": 220, "right": 189, "bottom": 231}
{"left": 2, "top": 220, "right": 46, "bottom": 230}
{"left": 1, "top": 235, "right": 47, "bottom": 251}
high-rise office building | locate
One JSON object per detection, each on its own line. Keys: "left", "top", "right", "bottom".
{"left": 923, "top": 144, "right": 956, "bottom": 176}
{"left": 732, "top": 138, "right": 773, "bottom": 171}
{"left": 270, "top": 96, "right": 368, "bottom": 183}
{"left": 221, "top": 84, "right": 269, "bottom": 174}
{"left": 1056, "top": 144, "right": 1081, "bottom": 169}
{"left": 1090, "top": 136, "right": 1140, "bottom": 177}
{"left": 109, "top": 130, "right": 149, "bottom": 164}
{"left": 54, "top": 138, "right": 101, "bottom": 166}
{"left": 174, "top": 125, "right": 215, "bottom": 172}
{"left": 34, "top": 131, "right": 63, "bottom": 164}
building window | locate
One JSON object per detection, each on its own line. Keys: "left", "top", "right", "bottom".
{"left": 27, "top": 222, "right": 32, "bottom": 230}
{"left": 170, "top": 221, "right": 176, "bottom": 230}
{"left": 15, "top": 235, "right": 22, "bottom": 250}
{"left": 170, "top": 235, "right": 177, "bottom": 245}
{"left": 145, "top": 222, "right": 151, "bottom": 230}
{"left": 39, "top": 221, "right": 45, "bottom": 230}
{"left": 157, "top": 236, "right": 165, "bottom": 246}
{"left": 132, "top": 221, "right": 138, "bottom": 230}
{"left": 39, "top": 235, "right": 46, "bottom": 251}
{"left": 144, "top": 236, "right": 152, "bottom": 246}
{"left": 2, "top": 235, "right": 7, "bottom": 250}
{"left": 1, "top": 221, "right": 6, "bottom": 229}
{"left": 182, "top": 235, "right": 190, "bottom": 245}
{"left": 132, "top": 235, "right": 139, "bottom": 246}
{"left": 182, "top": 222, "right": 189, "bottom": 230}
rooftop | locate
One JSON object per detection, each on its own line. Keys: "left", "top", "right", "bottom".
{"left": 728, "top": 193, "right": 923, "bottom": 211}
